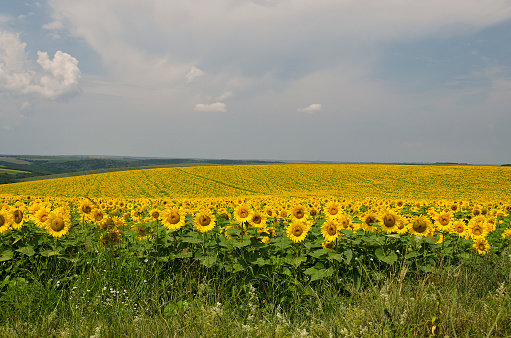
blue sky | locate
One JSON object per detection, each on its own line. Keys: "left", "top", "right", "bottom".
{"left": 1, "top": 0, "right": 511, "bottom": 164}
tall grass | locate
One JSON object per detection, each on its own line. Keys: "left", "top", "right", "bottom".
{"left": 1, "top": 245, "right": 510, "bottom": 337}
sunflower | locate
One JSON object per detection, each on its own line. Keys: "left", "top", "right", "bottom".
{"left": 33, "top": 207, "right": 51, "bottom": 228}
{"left": 395, "top": 217, "right": 410, "bottom": 235}
{"left": 249, "top": 211, "right": 266, "bottom": 228}
{"left": 194, "top": 210, "right": 216, "bottom": 233}
{"left": 502, "top": 229, "right": 511, "bottom": 239}
{"left": 291, "top": 205, "right": 308, "bottom": 221}
{"left": 286, "top": 219, "right": 309, "bottom": 243}
{"left": 473, "top": 237, "right": 490, "bottom": 255}
{"left": 10, "top": 208, "right": 24, "bottom": 230}
{"left": 79, "top": 199, "right": 95, "bottom": 218}
{"left": 337, "top": 214, "right": 352, "bottom": 230}
{"left": 321, "top": 220, "right": 339, "bottom": 242}
{"left": 161, "top": 208, "right": 186, "bottom": 230}
{"left": 46, "top": 207, "right": 71, "bottom": 238}
{"left": 451, "top": 220, "right": 469, "bottom": 238}
{"left": 324, "top": 201, "right": 341, "bottom": 219}
{"left": 360, "top": 212, "right": 380, "bottom": 232}
{"left": 0, "top": 208, "right": 10, "bottom": 234}
{"left": 380, "top": 210, "right": 400, "bottom": 233}
{"left": 468, "top": 217, "right": 489, "bottom": 239}
{"left": 434, "top": 212, "right": 452, "bottom": 231}
{"left": 409, "top": 215, "right": 433, "bottom": 236}
{"left": 149, "top": 208, "right": 162, "bottom": 221}
{"left": 91, "top": 209, "right": 107, "bottom": 226}
{"left": 233, "top": 205, "right": 253, "bottom": 224}
{"left": 322, "top": 241, "right": 335, "bottom": 249}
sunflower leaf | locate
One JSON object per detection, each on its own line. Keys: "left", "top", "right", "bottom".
{"left": 198, "top": 256, "right": 217, "bottom": 268}
{"left": 0, "top": 250, "right": 13, "bottom": 262}
{"left": 16, "top": 246, "right": 35, "bottom": 257}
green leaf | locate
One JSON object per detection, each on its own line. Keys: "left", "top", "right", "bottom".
{"left": 328, "top": 251, "right": 344, "bottom": 263}
{"left": 352, "top": 268, "right": 362, "bottom": 291}
{"left": 198, "top": 256, "right": 217, "bottom": 268}
{"left": 182, "top": 236, "right": 202, "bottom": 244}
{"left": 39, "top": 250, "right": 61, "bottom": 257}
{"left": 253, "top": 257, "right": 269, "bottom": 267}
{"left": 232, "top": 239, "right": 251, "bottom": 248}
{"left": 405, "top": 251, "right": 420, "bottom": 259}
{"left": 285, "top": 255, "right": 307, "bottom": 268}
{"left": 344, "top": 249, "right": 353, "bottom": 264}
{"left": 304, "top": 263, "right": 334, "bottom": 281}
{"left": 308, "top": 248, "right": 330, "bottom": 259}
{"left": 16, "top": 246, "right": 35, "bottom": 257}
{"left": 375, "top": 248, "right": 397, "bottom": 265}
{"left": 0, "top": 250, "right": 13, "bottom": 262}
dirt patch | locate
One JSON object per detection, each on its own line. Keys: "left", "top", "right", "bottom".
{"left": 0, "top": 156, "right": 31, "bottom": 165}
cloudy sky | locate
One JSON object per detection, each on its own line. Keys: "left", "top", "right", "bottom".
{"left": 1, "top": 1, "right": 511, "bottom": 164}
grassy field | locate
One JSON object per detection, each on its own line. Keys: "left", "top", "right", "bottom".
{"left": 0, "top": 163, "right": 510, "bottom": 337}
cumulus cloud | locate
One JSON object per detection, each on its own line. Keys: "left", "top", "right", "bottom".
{"left": 0, "top": 30, "right": 81, "bottom": 99}
{"left": 42, "top": 21, "right": 64, "bottom": 30}
{"left": 185, "top": 66, "right": 205, "bottom": 82}
{"left": 297, "top": 103, "right": 322, "bottom": 113}
{"left": 216, "top": 90, "right": 233, "bottom": 100}
{"left": 194, "top": 102, "right": 226, "bottom": 112}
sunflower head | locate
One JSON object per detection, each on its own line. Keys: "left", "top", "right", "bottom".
{"left": 193, "top": 210, "right": 216, "bottom": 232}
{"left": 291, "top": 205, "right": 308, "bottom": 220}
{"left": 287, "top": 219, "right": 308, "bottom": 243}
{"left": 410, "top": 216, "right": 432, "bottom": 236}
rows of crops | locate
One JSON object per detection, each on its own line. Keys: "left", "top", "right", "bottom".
{"left": 1, "top": 164, "right": 510, "bottom": 200}
{"left": 0, "top": 164, "right": 510, "bottom": 285}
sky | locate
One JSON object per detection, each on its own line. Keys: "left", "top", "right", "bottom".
{"left": 1, "top": 0, "right": 511, "bottom": 164}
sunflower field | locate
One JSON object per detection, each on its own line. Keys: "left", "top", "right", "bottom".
{"left": 1, "top": 164, "right": 511, "bottom": 337}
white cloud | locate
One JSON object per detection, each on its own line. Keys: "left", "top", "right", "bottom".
{"left": 194, "top": 102, "right": 226, "bottom": 112}
{"left": 20, "top": 101, "right": 31, "bottom": 110}
{"left": 0, "top": 30, "right": 81, "bottom": 99}
{"left": 42, "top": 21, "right": 64, "bottom": 30}
{"left": 216, "top": 90, "right": 233, "bottom": 100}
{"left": 185, "top": 66, "right": 205, "bottom": 82}
{"left": 297, "top": 103, "right": 322, "bottom": 113}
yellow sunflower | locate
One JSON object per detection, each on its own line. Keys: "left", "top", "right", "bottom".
{"left": 10, "top": 208, "right": 24, "bottom": 230}
{"left": 360, "top": 212, "right": 380, "bottom": 232}
{"left": 321, "top": 220, "right": 339, "bottom": 242}
{"left": 409, "top": 215, "right": 433, "bottom": 236}
{"left": 149, "top": 208, "right": 162, "bottom": 221}
{"left": 161, "top": 208, "right": 186, "bottom": 230}
{"left": 233, "top": 204, "right": 253, "bottom": 224}
{"left": 337, "top": 214, "right": 352, "bottom": 230}
{"left": 395, "top": 217, "right": 410, "bottom": 235}
{"left": 79, "top": 199, "right": 95, "bottom": 218}
{"left": 46, "top": 207, "right": 71, "bottom": 238}
{"left": 33, "top": 207, "right": 51, "bottom": 228}
{"left": 451, "top": 220, "right": 469, "bottom": 238}
{"left": 323, "top": 201, "right": 341, "bottom": 219}
{"left": 380, "top": 210, "right": 400, "bottom": 233}
{"left": 468, "top": 216, "right": 489, "bottom": 239}
{"left": 249, "top": 211, "right": 267, "bottom": 228}
{"left": 291, "top": 205, "right": 308, "bottom": 221}
{"left": 434, "top": 211, "right": 452, "bottom": 231}
{"left": 0, "top": 208, "right": 10, "bottom": 234}
{"left": 286, "top": 219, "right": 309, "bottom": 243}
{"left": 322, "top": 241, "right": 335, "bottom": 249}
{"left": 473, "top": 237, "right": 490, "bottom": 255}
{"left": 194, "top": 210, "right": 216, "bottom": 233}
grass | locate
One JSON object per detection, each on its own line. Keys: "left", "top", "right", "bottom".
{"left": 1, "top": 246, "right": 510, "bottom": 337}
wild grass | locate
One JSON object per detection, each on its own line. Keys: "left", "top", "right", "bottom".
{"left": 1, "top": 246, "right": 510, "bottom": 337}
